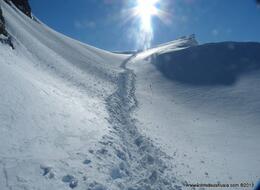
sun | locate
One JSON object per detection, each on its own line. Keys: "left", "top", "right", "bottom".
{"left": 125, "top": 0, "right": 166, "bottom": 49}
{"left": 135, "top": 0, "right": 160, "bottom": 32}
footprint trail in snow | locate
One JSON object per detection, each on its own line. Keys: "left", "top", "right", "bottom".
{"left": 91, "top": 54, "right": 184, "bottom": 190}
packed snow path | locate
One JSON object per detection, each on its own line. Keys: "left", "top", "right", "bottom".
{"left": 92, "top": 54, "right": 183, "bottom": 190}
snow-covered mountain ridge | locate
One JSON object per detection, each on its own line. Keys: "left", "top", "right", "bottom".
{"left": 1, "top": 0, "right": 260, "bottom": 189}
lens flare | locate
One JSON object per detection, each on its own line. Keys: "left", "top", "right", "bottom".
{"left": 136, "top": 0, "right": 159, "bottom": 32}
{"left": 134, "top": 0, "right": 160, "bottom": 49}
{"left": 122, "top": 0, "right": 169, "bottom": 50}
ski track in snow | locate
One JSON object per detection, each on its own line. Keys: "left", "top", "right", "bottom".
{"left": 86, "top": 54, "right": 184, "bottom": 190}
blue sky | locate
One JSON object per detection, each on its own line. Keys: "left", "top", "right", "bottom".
{"left": 30, "top": 0, "right": 260, "bottom": 51}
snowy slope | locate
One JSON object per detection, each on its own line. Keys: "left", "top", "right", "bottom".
{"left": 1, "top": 1, "right": 128, "bottom": 97}
{"left": 0, "top": 1, "right": 183, "bottom": 190}
{"left": 1, "top": 0, "right": 260, "bottom": 189}
{"left": 130, "top": 40, "right": 260, "bottom": 189}
{"left": 0, "top": 1, "right": 130, "bottom": 190}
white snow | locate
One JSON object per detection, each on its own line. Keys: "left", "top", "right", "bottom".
{"left": 1, "top": 0, "right": 260, "bottom": 190}
{"left": 0, "top": 1, "right": 129, "bottom": 189}
{"left": 130, "top": 40, "right": 260, "bottom": 189}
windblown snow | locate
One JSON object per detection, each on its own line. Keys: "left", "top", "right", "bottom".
{"left": 0, "top": 1, "right": 260, "bottom": 190}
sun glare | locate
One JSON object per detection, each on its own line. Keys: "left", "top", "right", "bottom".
{"left": 135, "top": 0, "right": 159, "bottom": 32}
{"left": 126, "top": 0, "right": 166, "bottom": 50}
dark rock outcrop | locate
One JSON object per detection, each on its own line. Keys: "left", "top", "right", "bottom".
{"left": 0, "top": 5, "right": 14, "bottom": 48}
{"left": 0, "top": 6, "right": 8, "bottom": 36}
{"left": 4, "top": 0, "right": 31, "bottom": 17}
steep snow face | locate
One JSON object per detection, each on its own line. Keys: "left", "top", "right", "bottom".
{"left": 0, "top": 1, "right": 129, "bottom": 189}
{"left": 130, "top": 40, "right": 260, "bottom": 185}
{"left": 1, "top": 0, "right": 128, "bottom": 97}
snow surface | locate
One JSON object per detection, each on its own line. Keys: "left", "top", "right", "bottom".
{"left": 0, "top": 1, "right": 131, "bottom": 190}
{"left": 1, "top": 0, "right": 260, "bottom": 189}
{"left": 130, "top": 40, "right": 260, "bottom": 189}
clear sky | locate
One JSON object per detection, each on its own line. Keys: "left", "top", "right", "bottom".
{"left": 30, "top": 0, "right": 260, "bottom": 51}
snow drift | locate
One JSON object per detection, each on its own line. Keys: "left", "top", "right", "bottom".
{"left": 153, "top": 42, "right": 260, "bottom": 85}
